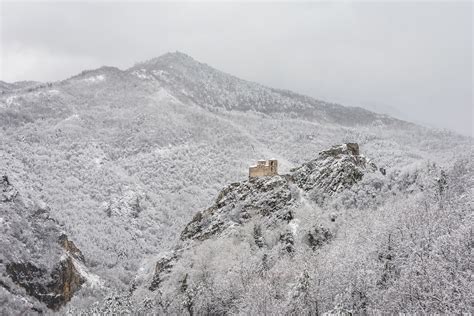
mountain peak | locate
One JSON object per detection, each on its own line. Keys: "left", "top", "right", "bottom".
{"left": 161, "top": 51, "right": 195, "bottom": 60}
{"left": 134, "top": 51, "right": 198, "bottom": 68}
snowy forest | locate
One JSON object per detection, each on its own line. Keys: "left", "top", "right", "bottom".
{"left": 0, "top": 52, "right": 472, "bottom": 315}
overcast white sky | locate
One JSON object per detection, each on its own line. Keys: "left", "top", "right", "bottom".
{"left": 1, "top": 1, "right": 472, "bottom": 135}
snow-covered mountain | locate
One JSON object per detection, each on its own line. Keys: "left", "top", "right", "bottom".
{"left": 0, "top": 52, "right": 471, "bottom": 314}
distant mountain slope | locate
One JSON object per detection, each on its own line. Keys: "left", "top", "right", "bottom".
{"left": 1, "top": 52, "right": 409, "bottom": 128}
{"left": 129, "top": 52, "right": 409, "bottom": 127}
{"left": 0, "top": 80, "right": 41, "bottom": 94}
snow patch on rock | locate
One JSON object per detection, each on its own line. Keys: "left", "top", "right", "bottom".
{"left": 72, "top": 257, "right": 104, "bottom": 289}
{"left": 131, "top": 69, "right": 154, "bottom": 80}
{"left": 83, "top": 75, "right": 105, "bottom": 83}
{"left": 48, "top": 89, "right": 60, "bottom": 95}
{"left": 289, "top": 219, "right": 300, "bottom": 236}
{"left": 6, "top": 95, "right": 20, "bottom": 107}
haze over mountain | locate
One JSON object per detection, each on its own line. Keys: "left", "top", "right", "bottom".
{"left": 0, "top": 52, "right": 472, "bottom": 314}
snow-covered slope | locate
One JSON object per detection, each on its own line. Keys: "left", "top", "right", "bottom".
{"left": 90, "top": 143, "right": 472, "bottom": 315}
{"left": 129, "top": 52, "right": 410, "bottom": 127}
{"left": 0, "top": 176, "right": 93, "bottom": 313}
{"left": 0, "top": 52, "right": 471, "bottom": 314}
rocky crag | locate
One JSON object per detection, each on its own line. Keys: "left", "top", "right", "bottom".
{"left": 0, "top": 176, "right": 87, "bottom": 313}
{"left": 149, "top": 143, "right": 379, "bottom": 294}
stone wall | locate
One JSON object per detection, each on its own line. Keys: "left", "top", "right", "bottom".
{"left": 249, "top": 160, "right": 278, "bottom": 178}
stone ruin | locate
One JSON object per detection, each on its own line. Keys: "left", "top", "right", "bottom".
{"left": 249, "top": 159, "right": 278, "bottom": 178}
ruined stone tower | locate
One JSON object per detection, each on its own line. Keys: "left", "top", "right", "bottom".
{"left": 249, "top": 159, "right": 278, "bottom": 178}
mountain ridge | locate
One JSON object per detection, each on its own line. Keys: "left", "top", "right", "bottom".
{"left": 127, "top": 52, "right": 411, "bottom": 127}
{"left": 1, "top": 51, "right": 414, "bottom": 129}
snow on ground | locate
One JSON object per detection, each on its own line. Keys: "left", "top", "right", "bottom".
{"left": 83, "top": 75, "right": 106, "bottom": 83}
{"left": 151, "top": 70, "right": 170, "bottom": 81}
{"left": 32, "top": 90, "right": 61, "bottom": 98}
{"left": 72, "top": 257, "right": 104, "bottom": 289}
{"left": 64, "top": 114, "right": 80, "bottom": 122}
{"left": 5, "top": 95, "right": 20, "bottom": 107}
{"left": 152, "top": 87, "right": 181, "bottom": 104}
{"left": 289, "top": 219, "right": 300, "bottom": 236}
{"left": 94, "top": 157, "right": 103, "bottom": 166}
{"left": 131, "top": 69, "right": 154, "bottom": 80}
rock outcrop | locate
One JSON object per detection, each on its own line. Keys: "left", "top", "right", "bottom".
{"left": 150, "top": 144, "right": 380, "bottom": 292}
{"left": 0, "top": 175, "right": 18, "bottom": 202}
{"left": 180, "top": 143, "right": 378, "bottom": 243}
{"left": 149, "top": 252, "right": 177, "bottom": 291}
{"left": 5, "top": 256, "right": 84, "bottom": 310}
{"left": 0, "top": 176, "right": 86, "bottom": 312}
{"left": 181, "top": 175, "right": 294, "bottom": 241}
{"left": 290, "top": 143, "right": 377, "bottom": 193}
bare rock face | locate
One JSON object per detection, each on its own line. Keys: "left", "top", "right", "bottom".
{"left": 181, "top": 175, "right": 294, "bottom": 241}
{"left": 59, "top": 234, "right": 85, "bottom": 262}
{"left": 290, "top": 143, "right": 377, "bottom": 194}
{"left": 6, "top": 255, "right": 84, "bottom": 310}
{"left": 0, "top": 176, "right": 85, "bottom": 312}
{"left": 149, "top": 253, "right": 177, "bottom": 291}
{"left": 0, "top": 175, "right": 18, "bottom": 202}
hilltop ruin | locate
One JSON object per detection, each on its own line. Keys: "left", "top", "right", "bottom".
{"left": 249, "top": 159, "right": 278, "bottom": 178}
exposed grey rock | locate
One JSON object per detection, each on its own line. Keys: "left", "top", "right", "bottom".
{"left": 149, "top": 252, "right": 177, "bottom": 291}
{"left": 181, "top": 143, "right": 377, "bottom": 243}
{"left": 1, "top": 175, "right": 18, "bottom": 202}
{"left": 0, "top": 177, "right": 86, "bottom": 312}
{"left": 6, "top": 256, "right": 84, "bottom": 310}
{"left": 58, "top": 234, "right": 85, "bottom": 263}
{"left": 180, "top": 175, "right": 293, "bottom": 241}
{"left": 290, "top": 143, "right": 378, "bottom": 194}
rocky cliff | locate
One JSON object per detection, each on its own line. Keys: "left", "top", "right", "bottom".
{"left": 0, "top": 176, "right": 86, "bottom": 313}
{"left": 290, "top": 143, "right": 378, "bottom": 194}
{"left": 147, "top": 143, "right": 380, "bottom": 298}
{"left": 180, "top": 143, "right": 377, "bottom": 242}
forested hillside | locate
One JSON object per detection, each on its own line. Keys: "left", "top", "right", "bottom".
{"left": 0, "top": 52, "right": 471, "bottom": 314}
